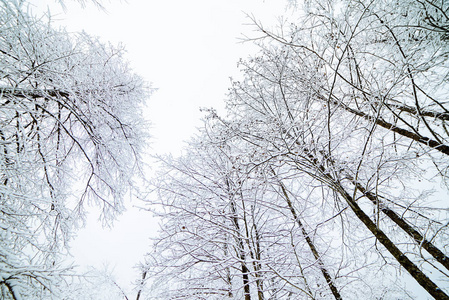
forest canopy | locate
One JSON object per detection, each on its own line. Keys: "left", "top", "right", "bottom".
{"left": 1, "top": 0, "right": 449, "bottom": 299}
{"left": 139, "top": 0, "right": 449, "bottom": 299}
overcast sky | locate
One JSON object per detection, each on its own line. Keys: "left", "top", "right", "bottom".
{"left": 32, "top": 0, "right": 290, "bottom": 295}
{"left": 39, "top": 0, "right": 289, "bottom": 154}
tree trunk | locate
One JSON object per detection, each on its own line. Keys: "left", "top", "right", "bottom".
{"left": 227, "top": 179, "right": 252, "bottom": 300}
{"left": 295, "top": 147, "right": 449, "bottom": 299}
{"left": 276, "top": 176, "right": 343, "bottom": 300}
{"left": 338, "top": 184, "right": 449, "bottom": 299}
{"left": 351, "top": 178, "right": 449, "bottom": 272}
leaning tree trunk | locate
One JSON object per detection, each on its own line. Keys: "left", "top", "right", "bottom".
{"left": 348, "top": 176, "right": 449, "bottom": 272}
{"left": 277, "top": 179, "right": 343, "bottom": 300}
{"left": 337, "top": 183, "right": 449, "bottom": 299}
{"left": 299, "top": 150, "right": 449, "bottom": 300}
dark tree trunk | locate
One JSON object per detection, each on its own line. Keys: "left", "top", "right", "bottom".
{"left": 351, "top": 179, "right": 449, "bottom": 272}
{"left": 273, "top": 171, "right": 343, "bottom": 300}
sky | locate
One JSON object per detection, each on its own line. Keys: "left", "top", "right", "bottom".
{"left": 38, "top": 0, "right": 289, "bottom": 154}
{"left": 32, "top": 0, "right": 290, "bottom": 295}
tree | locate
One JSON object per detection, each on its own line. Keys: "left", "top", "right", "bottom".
{"left": 142, "top": 133, "right": 264, "bottom": 299}
{"left": 252, "top": 0, "right": 449, "bottom": 170}
{"left": 140, "top": 0, "right": 449, "bottom": 298}
{"left": 142, "top": 124, "right": 314, "bottom": 299}
{"left": 0, "top": 1, "right": 149, "bottom": 298}
{"left": 225, "top": 0, "right": 449, "bottom": 297}
{"left": 141, "top": 114, "right": 392, "bottom": 299}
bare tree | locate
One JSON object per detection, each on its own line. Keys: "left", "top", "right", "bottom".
{"left": 139, "top": 0, "right": 449, "bottom": 299}
{"left": 142, "top": 122, "right": 333, "bottom": 299}
{"left": 222, "top": 0, "right": 449, "bottom": 293}
{"left": 0, "top": 2, "right": 148, "bottom": 298}
{"left": 141, "top": 137, "right": 257, "bottom": 299}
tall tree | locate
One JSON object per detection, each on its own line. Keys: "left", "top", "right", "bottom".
{"left": 142, "top": 135, "right": 262, "bottom": 299}
{"left": 0, "top": 2, "right": 148, "bottom": 299}
{"left": 140, "top": 0, "right": 449, "bottom": 298}
{"left": 224, "top": 0, "right": 449, "bottom": 297}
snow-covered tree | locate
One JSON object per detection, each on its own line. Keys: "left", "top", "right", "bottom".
{"left": 141, "top": 0, "right": 449, "bottom": 299}
{"left": 226, "top": 0, "right": 449, "bottom": 297}
{"left": 0, "top": 1, "right": 149, "bottom": 298}
{"left": 142, "top": 131, "right": 265, "bottom": 299}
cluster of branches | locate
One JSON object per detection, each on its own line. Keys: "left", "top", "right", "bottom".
{"left": 139, "top": 0, "right": 449, "bottom": 299}
{"left": 0, "top": 1, "right": 148, "bottom": 299}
